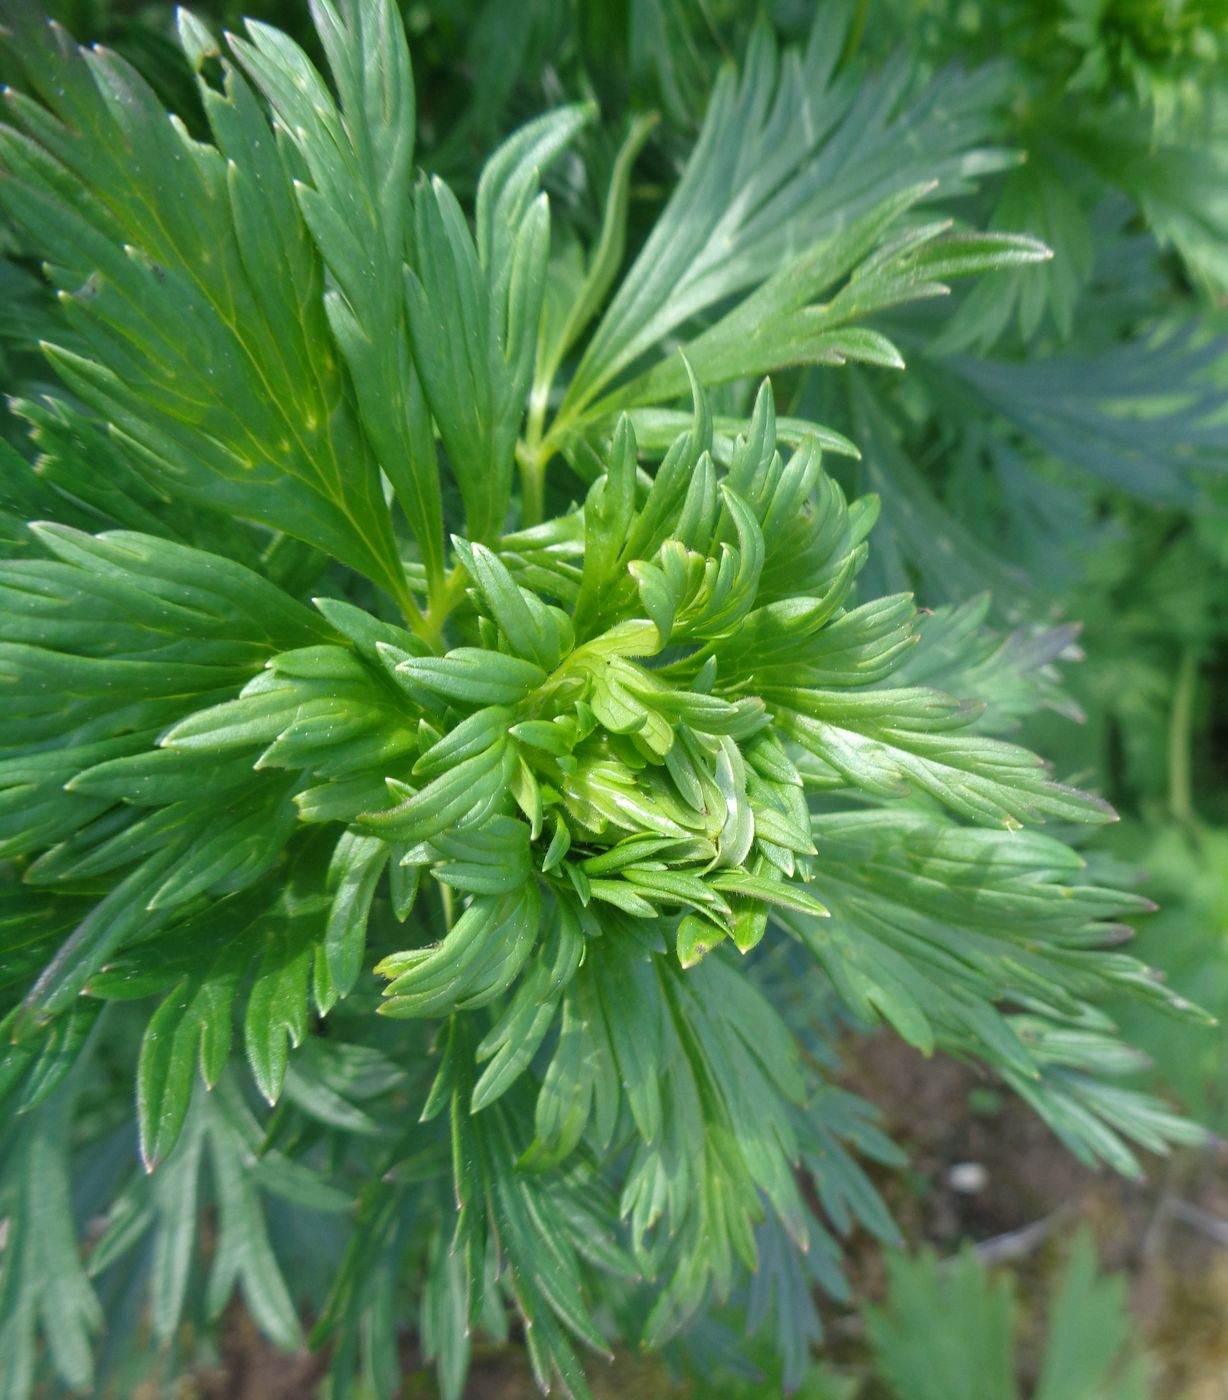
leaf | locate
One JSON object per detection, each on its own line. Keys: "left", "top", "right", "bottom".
{"left": 471, "top": 902, "right": 583, "bottom": 1113}
{"left": 610, "top": 214, "right": 1049, "bottom": 410}
{"left": 377, "top": 882, "right": 542, "bottom": 1019}
{"left": 0, "top": 18, "right": 415, "bottom": 612}
{"left": 244, "top": 919, "right": 315, "bottom": 1105}
{"left": 535, "top": 112, "right": 658, "bottom": 390}
{"left": 864, "top": 1247, "right": 1017, "bottom": 1400}
{"left": 778, "top": 687, "right": 1115, "bottom": 828}
{"left": 0, "top": 998, "right": 100, "bottom": 1114}
{"left": 937, "top": 155, "right": 1093, "bottom": 350}
{"left": 0, "top": 1089, "right": 102, "bottom": 1397}
{"left": 863, "top": 1231, "right": 1153, "bottom": 1400}
{"left": 452, "top": 537, "right": 571, "bottom": 669}
{"left": 148, "top": 1112, "right": 207, "bottom": 1343}
{"left": 323, "top": 833, "right": 390, "bottom": 1003}
{"left": 201, "top": 1085, "right": 304, "bottom": 1350}
{"left": 780, "top": 810, "right": 1188, "bottom": 1076}
{"left": 1033, "top": 1231, "right": 1151, "bottom": 1400}
{"left": 708, "top": 870, "right": 830, "bottom": 918}
{"left": 357, "top": 740, "right": 510, "bottom": 845}
{"left": 137, "top": 954, "right": 241, "bottom": 1170}
{"left": 934, "top": 326, "right": 1228, "bottom": 504}
{"left": 406, "top": 112, "right": 577, "bottom": 543}
{"left": 229, "top": 0, "right": 445, "bottom": 589}
{"left": 421, "top": 1229, "right": 472, "bottom": 1400}
{"left": 555, "top": 22, "right": 1011, "bottom": 429}
{"left": 387, "top": 647, "right": 546, "bottom": 706}
{"left": 429, "top": 816, "right": 532, "bottom": 896}
{"left": 475, "top": 105, "right": 593, "bottom": 287}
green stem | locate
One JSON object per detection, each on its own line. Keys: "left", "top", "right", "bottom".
{"left": 1168, "top": 644, "right": 1198, "bottom": 824}
{"left": 517, "top": 374, "right": 557, "bottom": 528}
{"left": 517, "top": 443, "right": 547, "bottom": 530}
{"left": 842, "top": 0, "right": 871, "bottom": 64}
{"left": 420, "top": 563, "right": 469, "bottom": 653}
{"left": 393, "top": 576, "right": 432, "bottom": 642}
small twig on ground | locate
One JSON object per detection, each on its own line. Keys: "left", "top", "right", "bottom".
{"left": 973, "top": 1205, "right": 1072, "bottom": 1265}
{"left": 1163, "top": 1199, "right": 1228, "bottom": 1249}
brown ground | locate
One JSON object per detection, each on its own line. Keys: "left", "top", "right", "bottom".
{"left": 843, "top": 1038, "right": 1228, "bottom": 1400}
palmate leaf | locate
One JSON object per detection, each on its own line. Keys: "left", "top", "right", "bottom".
{"left": 0, "top": 1084, "right": 101, "bottom": 1400}
{"left": 777, "top": 688, "right": 1113, "bottom": 827}
{"left": 778, "top": 808, "right": 1208, "bottom": 1170}
{"left": 931, "top": 325, "right": 1228, "bottom": 504}
{"left": 392, "top": 97, "right": 592, "bottom": 538}
{"left": 218, "top": 0, "right": 449, "bottom": 598}
{"left": 844, "top": 373, "right": 1034, "bottom": 615}
{"left": 83, "top": 829, "right": 374, "bottom": 1164}
{"left": 866, "top": 1246, "right": 1016, "bottom": 1400}
{"left": 937, "top": 153, "right": 1094, "bottom": 350}
{"left": 2, "top": 396, "right": 272, "bottom": 567}
{"left": 602, "top": 200, "right": 1051, "bottom": 414}
{"left": 1001, "top": 1017, "right": 1206, "bottom": 1179}
{"left": 1073, "top": 111, "right": 1228, "bottom": 295}
{"left": 86, "top": 1077, "right": 319, "bottom": 1353}
{"left": 889, "top": 594, "right": 1086, "bottom": 734}
{"left": 0, "top": 6, "right": 417, "bottom": 617}
{"left": 863, "top": 1232, "right": 1152, "bottom": 1400}
{"left": 1031, "top": 1232, "right": 1152, "bottom": 1400}
{"left": 555, "top": 13, "right": 1015, "bottom": 429}
{"left": 785, "top": 809, "right": 1157, "bottom": 1042}
{"left": 436, "top": 1025, "right": 635, "bottom": 1400}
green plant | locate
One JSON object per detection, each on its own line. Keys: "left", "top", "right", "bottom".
{"left": 0, "top": 2, "right": 1211, "bottom": 1397}
{"left": 864, "top": 1232, "right": 1152, "bottom": 1400}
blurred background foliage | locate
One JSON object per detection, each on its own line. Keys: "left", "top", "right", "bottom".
{"left": 2, "top": 0, "right": 1227, "bottom": 1394}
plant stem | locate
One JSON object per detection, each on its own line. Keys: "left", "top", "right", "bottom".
{"left": 516, "top": 371, "right": 560, "bottom": 529}
{"left": 1168, "top": 644, "right": 1198, "bottom": 824}
{"left": 394, "top": 577, "right": 432, "bottom": 642}
{"left": 517, "top": 443, "right": 546, "bottom": 530}
{"left": 420, "top": 563, "right": 469, "bottom": 652}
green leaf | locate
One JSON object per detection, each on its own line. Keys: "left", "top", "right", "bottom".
{"left": 357, "top": 740, "right": 510, "bottom": 845}
{"left": 229, "top": 0, "right": 446, "bottom": 587}
{"left": 0, "top": 1089, "right": 102, "bottom": 1397}
{"left": 201, "top": 1085, "right": 304, "bottom": 1349}
{"left": 377, "top": 882, "right": 541, "bottom": 1018}
{"left": 137, "top": 948, "right": 242, "bottom": 1169}
{"left": 535, "top": 112, "right": 658, "bottom": 389}
{"left": 555, "top": 22, "right": 1011, "bottom": 430}
{"left": 471, "top": 904, "right": 583, "bottom": 1113}
{"left": 864, "top": 1247, "right": 1017, "bottom": 1400}
{"left": 244, "top": 919, "right": 315, "bottom": 1105}
{"left": 0, "top": 20, "right": 415, "bottom": 613}
{"left": 779, "top": 687, "right": 1115, "bottom": 828}
{"left": 406, "top": 116, "right": 573, "bottom": 543}
{"left": 323, "top": 833, "right": 390, "bottom": 1003}
{"left": 387, "top": 647, "right": 546, "bottom": 706}
{"left": 708, "top": 870, "right": 829, "bottom": 918}
{"left": 1033, "top": 1232, "right": 1151, "bottom": 1400}
{"left": 430, "top": 816, "right": 532, "bottom": 896}
{"left": 453, "top": 537, "right": 571, "bottom": 669}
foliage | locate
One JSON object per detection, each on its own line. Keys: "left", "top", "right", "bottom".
{"left": 0, "top": 0, "right": 1221, "bottom": 1396}
{"left": 863, "top": 1232, "right": 1152, "bottom": 1400}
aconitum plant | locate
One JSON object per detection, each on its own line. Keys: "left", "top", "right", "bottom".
{"left": 0, "top": 2, "right": 1205, "bottom": 1396}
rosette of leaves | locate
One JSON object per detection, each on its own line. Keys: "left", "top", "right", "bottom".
{"left": 0, "top": 2, "right": 1207, "bottom": 1397}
